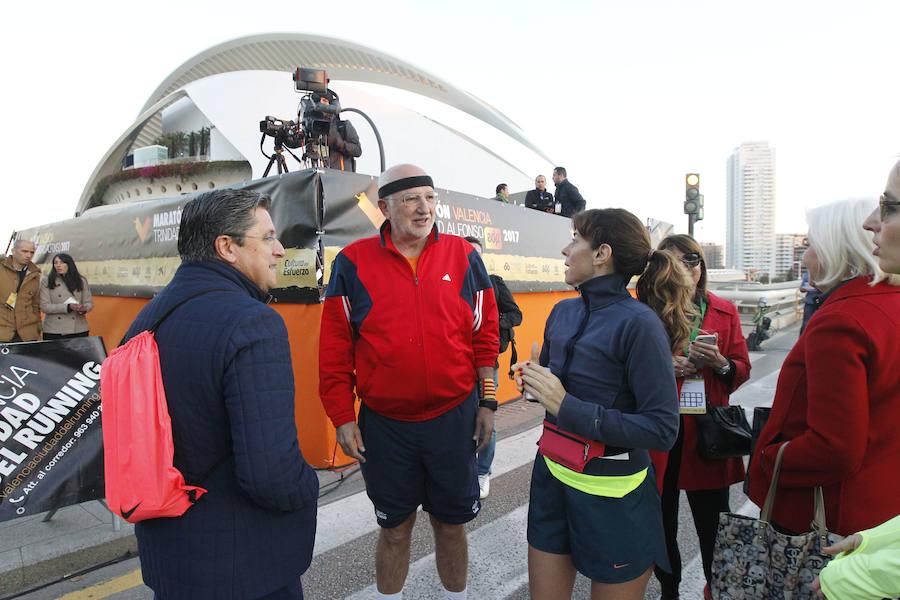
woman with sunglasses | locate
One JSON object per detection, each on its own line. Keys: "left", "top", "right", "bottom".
{"left": 748, "top": 197, "right": 900, "bottom": 540}
{"left": 650, "top": 235, "right": 751, "bottom": 600}
{"left": 515, "top": 209, "right": 692, "bottom": 600}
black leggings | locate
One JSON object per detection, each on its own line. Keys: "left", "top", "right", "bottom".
{"left": 654, "top": 424, "right": 730, "bottom": 597}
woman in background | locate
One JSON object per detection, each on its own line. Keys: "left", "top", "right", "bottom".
{"left": 650, "top": 235, "right": 751, "bottom": 600}
{"left": 40, "top": 253, "right": 93, "bottom": 339}
{"left": 517, "top": 208, "right": 692, "bottom": 600}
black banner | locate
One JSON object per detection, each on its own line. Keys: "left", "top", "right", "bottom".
{"left": 0, "top": 338, "right": 107, "bottom": 522}
{"left": 16, "top": 169, "right": 574, "bottom": 301}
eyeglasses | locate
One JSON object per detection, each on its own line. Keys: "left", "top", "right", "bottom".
{"left": 680, "top": 253, "right": 702, "bottom": 268}
{"left": 880, "top": 192, "right": 900, "bottom": 222}
{"left": 225, "top": 233, "right": 279, "bottom": 245}
{"left": 397, "top": 192, "right": 439, "bottom": 206}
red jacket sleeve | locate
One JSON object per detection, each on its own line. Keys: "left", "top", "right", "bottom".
{"left": 318, "top": 253, "right": 359, "bottom": 429}
{"left": 468, "top": 250, "right": 499, "bottom": 369}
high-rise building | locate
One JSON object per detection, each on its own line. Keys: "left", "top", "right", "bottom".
{"left": 727, "top": 142, "right": 776, "bottom": 278}
{"left": 700, "top": 243, "right": 724, "bottom": 269}
{"left": 775, "top": 233, "right": 806, "bottom": 280}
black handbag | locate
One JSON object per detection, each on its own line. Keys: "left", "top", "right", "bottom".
{"left": 695, "top": 404, "right": 752, "bottom": 460}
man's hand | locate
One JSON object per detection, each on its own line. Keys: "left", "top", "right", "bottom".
{"left": 472, "top": 407, "right": 495, "bottom": 453}
{"left": 336, "top": 421, "right": 366, "bottom": 463}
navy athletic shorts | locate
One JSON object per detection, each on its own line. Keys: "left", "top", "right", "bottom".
{"left": 527, "top": 453, "right": 670, "bottom": 583}
{"left": 357, "top": 390, "right": 480, "bottom": 529}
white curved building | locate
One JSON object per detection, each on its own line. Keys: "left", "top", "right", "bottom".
{"left": 77, "top": 33, "right": 554, "bottom": 215}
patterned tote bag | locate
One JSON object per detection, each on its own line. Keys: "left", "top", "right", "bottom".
{"left": 710, "top": 442, "right": 841, "bottom": 600}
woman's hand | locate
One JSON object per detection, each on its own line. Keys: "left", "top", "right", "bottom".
{"left": 688, "top": 339, "right": 728, "bottom": 370}
{"left": 811, "top": 534, "right": 863, "bottom": 599}
{"left": 516, "top": 362, "right": 567, "bottom": 416}
{"left": 673, "top": 355, "right": 697, "bottom": 379}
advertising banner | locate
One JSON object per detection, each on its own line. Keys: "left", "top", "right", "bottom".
{"left": 15, "top": 169, "right": 573, "bottom": 301}
{"left": 0, "top": 337, "right": 107, "bottom": 522}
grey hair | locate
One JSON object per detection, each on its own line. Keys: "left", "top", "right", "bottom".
{"left": 13, "top": 239, "right": 35, "bottom": 249}
{"left": 177, "top": 189, "right": 271, "bottom": 263}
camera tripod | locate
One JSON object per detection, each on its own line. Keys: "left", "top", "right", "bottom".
{"left": 260, "top": 133, "right": 303, "bottom": 177}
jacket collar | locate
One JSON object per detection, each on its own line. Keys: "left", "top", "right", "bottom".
{"left": 822, "top": 275, "right": 900, "bottom": 305}
{"left": 576, "top": 273, "right": 631, "bottom": 310}
{"left": 1, "top": 255, "right": 39, "bottom": 275}
{"left": 378, "top": 220, "right": 440, "bottom": 251}
{"left": 175, "top": 260, "right": 268, "bottom": 302}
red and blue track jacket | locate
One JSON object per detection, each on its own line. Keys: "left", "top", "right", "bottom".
{"left": 319, "top": 222, "right": 499, "bottom": 427}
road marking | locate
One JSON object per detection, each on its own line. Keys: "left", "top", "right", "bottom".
{"left": 56, "top": 568, "right": 143, "bottom": 600}
{"left": 345, "top": 505, "right": 530, "bottom": 599}
{"left": 314, "top": 425, "right": 541, "bottom": 555}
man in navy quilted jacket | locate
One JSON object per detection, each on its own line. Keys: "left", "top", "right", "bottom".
{"left": 122, "top": 189, "right": 319, "bottom": 599}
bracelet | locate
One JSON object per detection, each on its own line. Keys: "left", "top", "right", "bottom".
{"left": 478, "top": 379, "right": 498, "bottom": 411}
{"left": 715, "top": 361, "right": 732, "bottom": 375}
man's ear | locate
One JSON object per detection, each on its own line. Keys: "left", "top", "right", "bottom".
{"left": 214, "top": 235, "right": 239, "bottom": 265}
{"left": 593, "top": 243, "right": 612, "bottom": 267}
{"left": 377, "top": 198, "right": 390, "bottom": 218}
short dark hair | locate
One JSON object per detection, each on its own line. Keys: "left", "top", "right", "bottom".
{"left": 463, "top": 236, "right": 482, "bottom": 249}
{"left": 554, "top": 167, "right": 567, "bottom": 178}
{"left": 496, "top": 183, "right": 508, "bottom": 195}
{"left": 177, "top": 189, "right": 272, "bottom": 263}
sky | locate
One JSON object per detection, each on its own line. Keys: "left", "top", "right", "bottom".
{"left": 3, "top": 0, "right": 899, "bottom": 247}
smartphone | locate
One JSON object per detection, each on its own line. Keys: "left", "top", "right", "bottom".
{"left": 694, "top": 333, "right": 718, "bottom": 346}
{"left": 690, "top": 333, "right": 718, "bottom": 367}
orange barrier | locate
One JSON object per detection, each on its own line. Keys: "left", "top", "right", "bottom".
{"left": 87, "top": 290, "right": 576, "bottom": 468}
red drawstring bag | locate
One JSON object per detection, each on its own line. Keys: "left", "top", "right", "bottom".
{"left": 101, "top": 290, "right": 228, "bottom": 523}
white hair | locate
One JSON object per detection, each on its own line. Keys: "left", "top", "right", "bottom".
{"left": 806, "top": 197, "right": 899, "bottom": 288}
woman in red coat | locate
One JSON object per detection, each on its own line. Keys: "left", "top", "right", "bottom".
{"left": 650, "top": 234, "right": 751, "bottom": 600}
{"left": 748, "top": 197, "right": 900, "bottom": 537}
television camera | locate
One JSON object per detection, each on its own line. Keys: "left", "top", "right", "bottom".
{"left": 258, "top": 66, "right": 385, "bottom": 176}
{"left": 258, "top": 67, "right": 341, "bottom": 174}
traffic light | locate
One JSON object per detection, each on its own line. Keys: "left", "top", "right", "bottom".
{"left": 696, "top": 194, "right": 704, "bottom": 222}
{"left": 684, "top": 173, "right": 700, "bottom": 215}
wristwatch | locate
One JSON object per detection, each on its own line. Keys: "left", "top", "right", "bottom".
{"left": 479, "top": 400, "right": 498, "bottom": 411}
{"left": 716, "top": 361, "right": 732, "bottom": 375}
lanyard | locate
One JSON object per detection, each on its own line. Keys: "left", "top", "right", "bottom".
{"left": 684, "top": 299, "right": 707, "bottom": 356}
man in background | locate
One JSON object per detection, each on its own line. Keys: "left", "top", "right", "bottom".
{"left": 1, "top": 239, "right": 41, "bottom": 342}
{"left": 464, "top": 235, "right": 522, "bottom": 499}
{"left": 492, "top": 183, "right": 510, "bottom": 203}
{"left": 552, "top": 166, "right": 586, "bottom": 217}
{"left": 524, "top": 175, "right": 555, "bottom": 213}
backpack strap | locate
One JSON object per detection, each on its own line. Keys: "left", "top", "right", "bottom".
{"left": 148, "top": 288, "right": 236, "bottom": 502}
{"left": 506, "top": 337, "right": 518, "bottom": 380}
{"left": 149, "top": 288, "right": 234, "bottom": 333}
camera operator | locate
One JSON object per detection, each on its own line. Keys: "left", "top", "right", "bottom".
{"left": 314, "top": 93, "right": 361, "bottom": 172}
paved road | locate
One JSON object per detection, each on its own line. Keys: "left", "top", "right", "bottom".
{"left": 9, "top": 327, "right": 797, "bottom": 600}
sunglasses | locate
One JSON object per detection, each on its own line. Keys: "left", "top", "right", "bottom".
{"left": 680, "top": 253, "right": 702, "bottom": 268}
{"left": 880, "top": 192, "right": 900, "bottom": 222}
